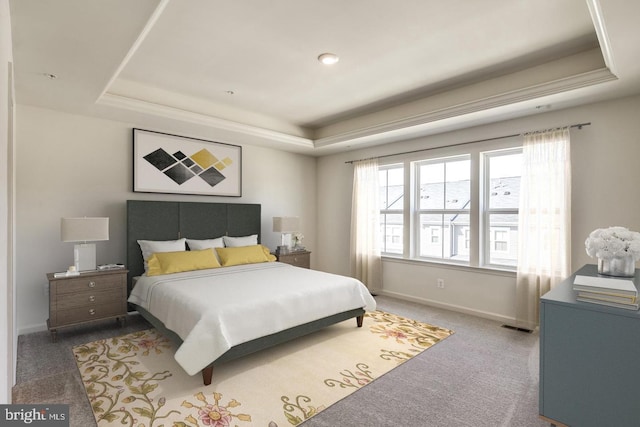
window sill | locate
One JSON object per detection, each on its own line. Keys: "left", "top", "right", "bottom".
{"left": 381, "top": 255, "right": 517, "bottom": 278}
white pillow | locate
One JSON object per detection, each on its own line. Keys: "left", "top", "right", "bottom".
{"left": 186, "top": 237, "right": 225, "bottom": 262}
{"left": 137, "top": 238, "right": 186, "bottom": 272}
{"left": 223, "top": 234, "right": 258, "bottom": 247}
{"left": 186, "top": 237, "right": 224, "bottom": 250}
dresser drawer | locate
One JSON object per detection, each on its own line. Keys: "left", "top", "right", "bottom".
{"left": 53, "top": 301, "right": 126, "bottom": 327}
{"left": 51, "top": 274, "right": 123, "bottom": 295}
{"left": 55, "top": 287, "right": 124, "bottom": 310}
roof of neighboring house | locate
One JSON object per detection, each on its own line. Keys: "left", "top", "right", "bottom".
{"left": 383, "top": 176, "right": 520, "bottom": 211}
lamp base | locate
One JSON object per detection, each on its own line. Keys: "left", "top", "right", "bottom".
{"left": 276, "top": 245, "right": 290, "bottom": 255}
{"left": 74, "top": 243, "right": 97, "bottom": 271}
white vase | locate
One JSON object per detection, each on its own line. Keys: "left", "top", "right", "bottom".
{"left": 597, "top": 254, "right": 636, "bottom": 277}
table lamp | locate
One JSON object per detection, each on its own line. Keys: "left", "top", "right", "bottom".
{"left": 272, "top": 216, "right": 300, "bottom": 254}
{"left": 61, "top": 217, "right": 109, "bottom": 271}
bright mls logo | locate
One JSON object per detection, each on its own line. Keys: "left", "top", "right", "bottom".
{"left": 0, "top": 405, "right": 68, "bottom": 426}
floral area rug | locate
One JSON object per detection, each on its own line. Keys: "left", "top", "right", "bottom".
{"left": 73, "top": 310, "right": 453, "bottom": 426}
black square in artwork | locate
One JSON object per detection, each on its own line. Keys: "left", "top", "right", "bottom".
{"left": 173, "top": 151, "right": 187, "bottom": 160}
{"left": 199, "top": 167, "right": 226, "bottom": 187}
{"left": 143, "top": 148, "right": 176, "bottom": 171}
{"left": 164, "top": 163, "right": 195, "bottom": 185}
{"left": 182, "top": 157, "right": 195, "bottom": 167}
{"left": 190, "top": 164, "right": 203, "bottom": 174}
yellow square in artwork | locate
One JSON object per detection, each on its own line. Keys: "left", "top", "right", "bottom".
{"left": 214, "top": 162, "right": 226, "bottom": 170}
{"left": 222, "top": 157, "right": 233, "bottom": 166}
{"left": 190, "top": 149, "right": 219, "bottom": 169}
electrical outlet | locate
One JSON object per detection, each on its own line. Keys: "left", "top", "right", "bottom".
{"left": 437, "top": 278, "right": 445, "bottom": 289}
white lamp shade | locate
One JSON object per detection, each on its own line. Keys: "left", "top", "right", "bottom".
{"left": 61, "top": 217, "right": 109, "bottom": 242}
{"left": 273, "top": 216, "right": 300, "bottom": 233}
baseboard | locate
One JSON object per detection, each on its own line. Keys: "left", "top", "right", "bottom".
{"left": 17, "top": 323, "right": 47, "bottom": 336}
{"left": 376, "top": 290, "right": 517, "bottom": 325}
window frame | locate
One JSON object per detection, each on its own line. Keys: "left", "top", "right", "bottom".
{"left": 481, "top": 147, "right": 522, "bottom": 270}
{"left": 413, "top": 155, "right": 471, "bottom": 264}
{"left": 377, "top": 136, "right": 522, "bottom": 272}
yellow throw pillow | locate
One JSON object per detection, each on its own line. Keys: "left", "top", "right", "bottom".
{"left": 147, "top": 249, "right": 221, "bottom": 276}
{"left": 216, "top": 245, "right": 276, "bottom": 266}
{"left": 262, "top": 245, "right": 277, "bottom": 262}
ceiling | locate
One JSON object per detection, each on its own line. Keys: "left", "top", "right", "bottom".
{"left": 9, "top": 0, "right": 640, "bottom": 155}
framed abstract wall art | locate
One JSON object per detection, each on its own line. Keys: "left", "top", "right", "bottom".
{"left": 133, "top": 129, "right": 242, "bottom": 197}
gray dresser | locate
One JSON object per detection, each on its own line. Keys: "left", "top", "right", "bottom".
{"left": 539, "top": 264, "right": 640, "bottom": 426}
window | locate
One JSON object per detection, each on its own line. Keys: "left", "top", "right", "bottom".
{"left": 483, "top": 149, "right": 521, "bottom": 267}
{"left": 416, "top": 156, "right": 470, "bottom": 262}
{"left": 379, "top": 164, "right": 404, "bottom": 254}
{"left": 378, "top": 144, "right": 522, "bottom": 270}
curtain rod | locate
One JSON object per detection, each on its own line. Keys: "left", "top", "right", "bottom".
{"left": 344, "top": 122, "right": 591, "bottom": 164}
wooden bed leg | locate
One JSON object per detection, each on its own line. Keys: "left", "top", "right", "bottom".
{"left": 356, "top": 315, "right": 364, "bottom": 328}
{"left": 202, "top": 366, "right": 213, "bottom": 386}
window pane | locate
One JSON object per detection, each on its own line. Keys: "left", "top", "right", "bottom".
{"left": 419, "top": 160, "right": 470, "bottom": 210}
{"left": 381, "top": 213, "right": 403, "bottom": 254}
{"left": 419, "top": 213, "right": 470, "bottom": 261}
{"left": 419, "top": 163, "right": 444, "bottom": 209}
{"left": 451, "top": 214, "right": 470, "bottom": 261}
{"left": 380, "top": 167, "right": 404, "bottom": 210}
{"left": 489, "top": 214, "right": 518, "bottom": 266}
{"left": 446, "top": 159, "right": 470, "bottom": 210}
{"left": 420, "top": 214, "right": 443, "bottom": 257}
{"left": 489, "top": 153, "right": 521, "bottom": 209}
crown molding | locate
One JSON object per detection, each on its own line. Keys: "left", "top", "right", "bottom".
{"left": 314, "top": 67, "right": 617, "bottom": 148}
{"left": 587, "top": 0, "right": 617, "bottom": 75}
{"left": 98, "top": 66, "right": 616, "bottom": 152}
{"left": 97, "top": 92, "right": 315, "bottom": 149}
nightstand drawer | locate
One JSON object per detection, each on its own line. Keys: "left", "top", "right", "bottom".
{"left": 54, "top": 301, "right": 126, "bottom": 326}
{"left": 55, "top": 287, "right": 123, "bottom": 310}
{"left": 276, "top": 251, "right": 311, "bottom": 269}
{"left": 52, "top": 274, "right": 123, "bottom": 294}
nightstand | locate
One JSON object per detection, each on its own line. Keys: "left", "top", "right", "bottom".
{"left": 274, "top": 250, "right": 311, "bottom": 269}
{"left": 46, "top": 269, "right": 128, "bottom": 342}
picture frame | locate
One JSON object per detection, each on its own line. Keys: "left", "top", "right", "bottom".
{"left": 133, "top": 128, "right": 242, "bottom": 197}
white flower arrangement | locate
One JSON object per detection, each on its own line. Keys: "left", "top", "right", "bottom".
{"left": 292, "top": 232, "right": 304, "bottom": 248}
{"left": 585, "top": 226, "right": 640, "bottom": 260}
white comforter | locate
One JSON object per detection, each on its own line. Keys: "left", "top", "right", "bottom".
{"left": 128, "top": 262, "right": 377, "bottom": 375}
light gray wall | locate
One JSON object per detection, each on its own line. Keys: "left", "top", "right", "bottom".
{"left": 15, "top": 105, "right": 317, "bottom": 333}
{"left": 15, "top": 94, "right": 640, "bottom": 330}
{"left": 317, "top": 94, "right": 640, "bottom": 323}
{"left": 0, "top": 0, "right": 15, "bottom": 403}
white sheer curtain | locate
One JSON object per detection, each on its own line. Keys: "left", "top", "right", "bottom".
{"left": 350, "top": 159, "right": 382, "bottom": 292}
{"left": 515, "top": 128, "right": 571, "bottom": 330}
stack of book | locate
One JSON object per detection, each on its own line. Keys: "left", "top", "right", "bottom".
{"left": 573, "top": 274, "right": 639, "bottom": 310}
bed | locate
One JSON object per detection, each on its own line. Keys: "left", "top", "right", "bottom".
{"left": 126, "top": 200, "right": 376, "bottom": 385}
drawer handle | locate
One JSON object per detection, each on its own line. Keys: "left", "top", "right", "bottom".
{"left": 293, "top": 257, "right": 298, "bottom": 262}
{"left": 88, "top": 295, "right": 95, "bottom": 302}
{"left": 89, "top": 309, "right": 96, "bottom": 316}
{"left": 88, "top": 281, "right": 96, "bottom": 288}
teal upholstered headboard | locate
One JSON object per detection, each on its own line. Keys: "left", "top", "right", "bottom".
{"left": 126, "top": 200, "right": 261, "bottom": 293}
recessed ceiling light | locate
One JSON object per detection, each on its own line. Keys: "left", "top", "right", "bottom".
{"left": 318, "top": 53, "right": 339, "bottom": 65}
